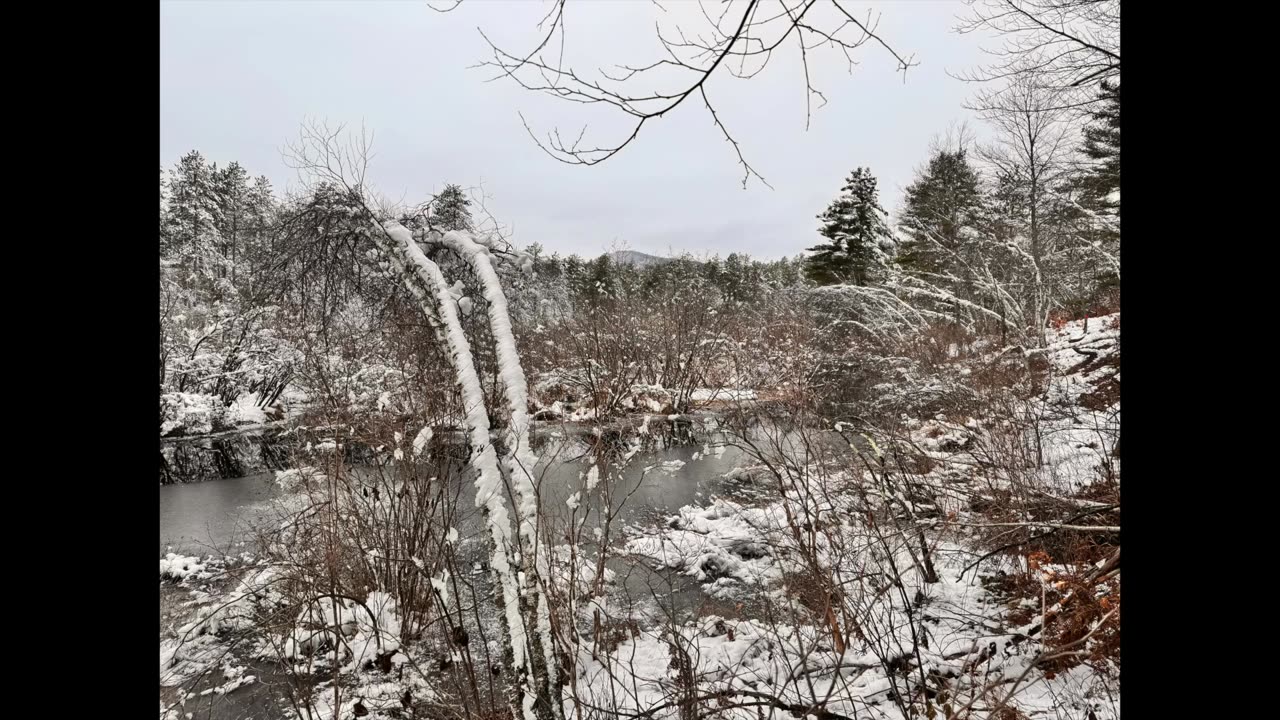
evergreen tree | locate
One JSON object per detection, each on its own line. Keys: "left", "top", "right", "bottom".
{"left": 245, "top": 176, "right": 276, "bottom": 248}
{"left": 165, "top": 151, "right": 224, "bottom": 282}
{"left": 701, "top": 255, "right": 723, "bottom": 287}
{"left": 536, "top": 248, "right": 565, "bottom": 281}
{"left": 562, "top": 254, "right": 584, "bottom": 293}
{"left": 430, "top": 183, "right": 474, "bottom": 232}
{"left": 578, "top": 255, "right": 615, "bottom": 302}
{"left": 896, "top": 148, "right": 984, "bottom": 276}
{"left": 722, "top": 253, "right": 752, "bottom": 303}
{"left": 986, "top": 168, "right": 1029, "bottom": 244}
{"left": 166, "top": 151, "right": 218, "bottom": 252}
{"left": 160, "top": 167, "right": 171, "bottom": 251}
{"left": 806, "top": 167, "right": 894, "bottom": 286}
{"left": 237, "top": 175, "right": 276, "bottom": 278}
{"left": 1076, "top": 81, "right": 1120, "bottom": 218}
{"left": 214, "top": 161, "right": 251, "bottom": 276}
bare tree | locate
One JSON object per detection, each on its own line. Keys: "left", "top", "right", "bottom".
{"left": 956, "top": 0, "right": 1120, "bottom": 115}
{"left": 446, "top": 0, "right": 915, "bottom": 187}
{"left": 976, "top": 77, "right": 1075, "bottom": 340}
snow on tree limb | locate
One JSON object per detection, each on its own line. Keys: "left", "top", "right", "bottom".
{"left": 430, "top": 228, "right": 560, "bottom": 698}
{"left": 376, "top": 219, "right": 543, "bottom": 720}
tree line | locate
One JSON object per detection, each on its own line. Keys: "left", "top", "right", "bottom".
{"left": 804, "top": 78, "right": 1119, "bottom": 338}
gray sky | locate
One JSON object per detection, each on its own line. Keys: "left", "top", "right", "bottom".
{"left": 161, "top": 1, "right": 995, "bottom": 259}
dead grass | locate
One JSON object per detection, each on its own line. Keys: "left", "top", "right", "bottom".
{"left": 781, "top": 570, "right": 838, "bottom": 618}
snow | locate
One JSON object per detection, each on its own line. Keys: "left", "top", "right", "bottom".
{"left": 722, "top": 464, "right": 771, "bottom": 484}
{"left": 571, "top": 561, "right": 1017, "bottom": 718}
{"left": 379, "top": 221, "right": 549, "bottom": 716}
{"left": 276, "top": 589, "right": 404, "bottom": 670}
{"left": 625, "top": 499, "right": 784, "bottom": 594}
{"left": 412, "top": 425, "right": 434, "bottom": 456}
{"left": 547, "top": 544, "right": 615, "bottom": 597}
{"left": 161, "top": 391, "right": 290, "bottom": 438}
{"left": 430, "top": 571, "right": 451, "bottom": 602}
{"left": 161, "top": 207, "right": 1119, "bottom": 720}
{"left": 275, "top": 466, "right": 324, "bottom": 492}
{"left": 432, "top": 228, "right": 558, "bottom": 697}
{"left": 229, "top": 393, "right": 267, "bottom": 425}
{"left": 160, "top": 392, "right": 226, "bottom": 436}
{"left": 160, "top": 553, "right": 206, "bottom": 581}
{"left": 609, "top": 485, "right": 1117, "bottom": 718}
{"left": 600, "top": 316, "right": 1120, "bottom": 714}
{"left": 434, "top": 231, "right": 544, "bottom": 550}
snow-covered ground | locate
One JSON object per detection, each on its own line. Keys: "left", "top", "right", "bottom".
{"left": 161, "top": 315, "right": 1119, "bottom": 720}
{"left": 598, "top": 314, "right": 1120, "bottom": 719}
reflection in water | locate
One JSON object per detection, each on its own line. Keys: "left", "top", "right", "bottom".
{"left": 533, "top": 429, "right": 747, "bottom": 524}
{"left": 159, "top": 426, "right": 753, "bottom": 557}
{"left": 157, "top": 420, "right": 843, "bottom": 631}
{"left": 159, "top": 472, "right": 280, "bottom": 555}
{"left": 158, "top": 422, "right": 803, "bottom": 716}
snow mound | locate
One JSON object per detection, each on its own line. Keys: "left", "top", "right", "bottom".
{"left": 160, "top": 552, "right": 207, "bottom": 581}
{"left": 625, "top": 500, "right": 782, "bottom": 594}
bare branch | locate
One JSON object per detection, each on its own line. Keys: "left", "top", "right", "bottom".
{"left": 470, "top": 0, "right": 916, "bottom": 187}
{"left": 955, "top": 0, "right": 1119, "bottom": 117}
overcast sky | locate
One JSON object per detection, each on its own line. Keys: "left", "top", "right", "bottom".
{"left": 161, "top": 1, "right": 996, "bottom": 259}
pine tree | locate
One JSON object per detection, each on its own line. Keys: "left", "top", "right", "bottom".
{"left": 897, "top": 148, "right": 983, "bottom": 276}
{"left": 160, "top": 167, "right": 171, "bottom": 251}
{"left": 214, "top": 162, "right": 251, "bottom": 277}
{"left": 166, "top": 151, "right": 213, "bottom": 250}
{"left": 1076, "top": 81, "right": 1120, "bottom": 218}
{"left": 562, "top": 254, "right": 585, "bottom": 293}
{"left": 430, "top": 184, "right": 474, "bottom": 232}
{"left": 986, "top": 168, "right": 1029, "bottom": 244}
{"left": 245, "top": 176, "right": 275, "bottom": 249}
{"left": 165, "top": 151, "right": 223, "bottom": 279}
{"left": 722, "top": 253, "right": 753, "bottom": 303}
{"left": 1061, "top": 80, "right": 1121, "bottom": 308}
{"left": 582, "top": 255, "right": 615, "bottom": 301}
{"left": 236, "top": 175, "right": 276, "bottom": 282}
{"left": 701, "top": 255, "right": 723, "bottom": 287}
{"left": 806, "top": 167, "right": 894, "bottom": 286}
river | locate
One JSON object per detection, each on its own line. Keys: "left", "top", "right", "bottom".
{"left": 160, "top": 423, "right": 753, "bottom": 556}
{"left": 159, "top": 420, "right": 802, "bottom": 719}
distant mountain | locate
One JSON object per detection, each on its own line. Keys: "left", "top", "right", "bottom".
{"left": 606, "top": 250, "right": 670, "bottom": 267}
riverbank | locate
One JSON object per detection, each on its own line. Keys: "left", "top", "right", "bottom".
{"left": 160, "top": 316, "right": 1119, "bottom": 720}
{"left": 160, "top": 387, "right": 760, "bottom": 484}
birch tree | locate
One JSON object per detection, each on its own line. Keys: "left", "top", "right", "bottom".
{"left": 285, "top": 125, "right": 564, "bottom": 720}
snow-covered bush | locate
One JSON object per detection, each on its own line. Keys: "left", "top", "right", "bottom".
{"left": 160, "top": 392, "right": 232, "bottom": 436}
{"left": 160, "top": 552, "right": 207, "bottom": 581}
